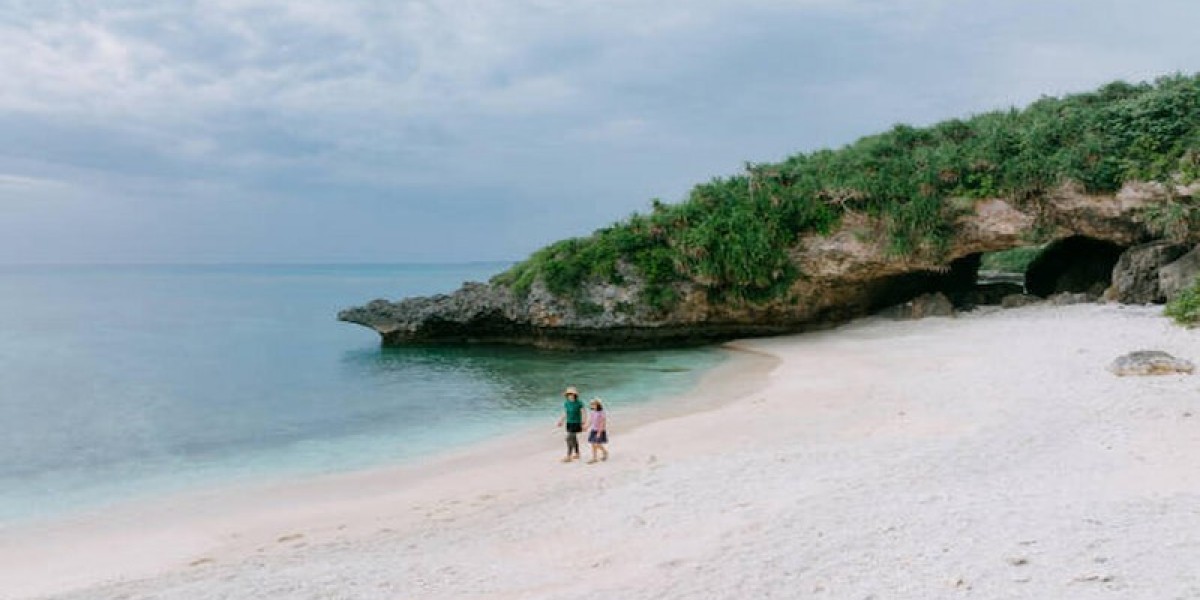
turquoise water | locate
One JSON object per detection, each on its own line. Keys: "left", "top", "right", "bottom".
{"left": 0, "top": 264, "right": 724, "bottom": 524}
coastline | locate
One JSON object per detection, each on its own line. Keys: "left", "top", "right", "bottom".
{"left": 10, "top": 303, "right": 1200, "bottom": 599}
{"left": 0, "top": 343, "right": 776, "bottom": 600}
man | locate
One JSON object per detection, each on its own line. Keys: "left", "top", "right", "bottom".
{"left": 556, "top": 386, "right": 584, "bottom": 462}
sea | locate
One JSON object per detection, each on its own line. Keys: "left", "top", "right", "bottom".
{"left": 0, "top": 263, "right": 725, "bottom": 525}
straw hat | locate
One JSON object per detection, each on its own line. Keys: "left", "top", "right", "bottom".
{"left": 563, "top": 386, "right": 579, "bottom": 398}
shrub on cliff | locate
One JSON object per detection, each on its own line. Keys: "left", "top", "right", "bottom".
{"left": 1165, "top": 278, "right": 1200, "bottom": 326}
{"left": 494, "top": 73, "right": 1200, "bottom": 309}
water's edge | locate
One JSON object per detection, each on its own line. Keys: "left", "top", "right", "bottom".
{"left": 1, "top": 341, "right": 775, "bottom": 538}
{"left": 0, "top": 264, "right": 723, "bottom": 525}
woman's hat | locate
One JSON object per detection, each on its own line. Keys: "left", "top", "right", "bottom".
{"left": 563, "top": 386, "right": 579, "bottom": 397}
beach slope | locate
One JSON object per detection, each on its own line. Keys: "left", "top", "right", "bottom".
{"left": 14, "top": 303, "right": 1200, "bottom": 599}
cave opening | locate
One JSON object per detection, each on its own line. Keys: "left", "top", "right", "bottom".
{"left": 979, "top": 245, "right": 1043, "bottom": 282}
{"left": 868, "top": 253, "right": 993, "bottom": 313}
{"left": 1023, "top": 235, "right": 1126, "bottom": 298}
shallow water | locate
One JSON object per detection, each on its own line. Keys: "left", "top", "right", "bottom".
{"left": 0, "top": 264, "right": 724, "bottom": 524}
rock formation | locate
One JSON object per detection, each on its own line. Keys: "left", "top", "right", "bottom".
{"left": 1159, "top": 244, "right": 1200, "bottom": 301}
{"left": 877, "top": 292, "right": 956, "bottom": 320}
{"left": 1109, "top": 241, "right": 1190, "bottom": 304}
{"left": 1001, "top": 294, "right": 1040, "bottom": 309}
{"left": 340, "top": 182, "right": 1196, "bottom": 349}
{"left": 1108, "top": 351, "right": 1195, "bottom": 376}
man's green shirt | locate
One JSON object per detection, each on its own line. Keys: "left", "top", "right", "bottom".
{"left": 563, "top": 399, "right": 584, "bottom": 424}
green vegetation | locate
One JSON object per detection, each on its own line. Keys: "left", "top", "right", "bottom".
{"left": 980, "top": 246, "right": 1044, "bottom": 273}
{"left": 1145, "top": 197, "right": 1200, "bottom": 242}
{"left": 1165, "top": 278, "right": 1200, "bottom": 326}
{"left": 493, "top": 74, "right": 1200, "bottom": 310}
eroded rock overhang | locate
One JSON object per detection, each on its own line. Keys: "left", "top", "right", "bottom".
{"left": 339, "top": 182, "right": 1194, "bottom": 349}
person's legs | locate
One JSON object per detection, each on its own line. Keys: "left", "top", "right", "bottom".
{"left": 587, "top": 443, "right": 599, "bottom": 463}
{"left": 599, "top": 443, "right": 608, "bottom": 461}
{"left": 562, "top": 432, "right": 574, "bottom": 461}
{"left": 566, "top": 432, "right": 580, "bottom": 459}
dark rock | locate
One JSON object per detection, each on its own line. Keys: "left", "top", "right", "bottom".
{"left": 879, "top": 292, "right": 955, "bottom": 320}
{"left": 959, "top": 282, "right": 1025, "bottom": 307}
{"left": 1159, "top": 244, "right": 1200, "bottom": 301}
{"left": 1001, "top": 294, "right": 1041, "bottom": 309}
{"left": 1108, "top": 350, "right": 1195, "bottom": 376}
{"left": 1026, "top": 236, "right": 1125, "bottom": 298}
{"left": 861, "top": 253, "right": 983, "bottom": 314}
{"left": 1109, "top": 241, "right": 1189, "bottom": 304}
{"left": 940, "top": 253, "right": 983, "bottom": 296}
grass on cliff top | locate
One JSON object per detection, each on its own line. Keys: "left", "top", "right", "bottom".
{"left": 493, "top": 73, "right": 1200, "bottom": 310}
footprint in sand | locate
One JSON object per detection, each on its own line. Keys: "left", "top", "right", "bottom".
{"left": 189, "top": 557, "right": 215, "bottom": 567}
{"left": 277, "top": 533, "right": 305, "bottom": 543}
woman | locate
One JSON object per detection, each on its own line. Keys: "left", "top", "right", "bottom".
{"left": 585, "top": 398, "right": 608, "bottom": 464}
{"left": 556, "top": 386, "right": 584, "bottom": 462}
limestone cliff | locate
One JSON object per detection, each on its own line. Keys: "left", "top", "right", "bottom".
{"left": 339, "top": 182, "right": 1194, "bottom": 349}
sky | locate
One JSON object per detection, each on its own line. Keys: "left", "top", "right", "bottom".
{"left": 0, "top": 0, "right": 1197, "bottom": 264}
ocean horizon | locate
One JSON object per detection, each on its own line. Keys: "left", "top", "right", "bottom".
{"left": 0, "top": 263, "right": 725, "bottom": 525}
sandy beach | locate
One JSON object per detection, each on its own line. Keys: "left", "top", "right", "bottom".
{"left": 5, "top": 303, "right": 1200, "bottom": 599}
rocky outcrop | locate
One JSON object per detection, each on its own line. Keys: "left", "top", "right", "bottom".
{"left": 1109, "top": 241, "right": 1190, "bottom": 304}
{"left": 340, "top": 182, "right": 1188, "bottom": 349}
{"left": 1001, "top": 294, "right": 1041, "bottom": 309}
{"left": 878, "top": 292, "right": 955, "bottom": 320}
{"left": 1108, "top": 351, "right": 1195, "bottom": 376}
{"left": 1159, "top": 244, "right": 1200, "bottom": 301}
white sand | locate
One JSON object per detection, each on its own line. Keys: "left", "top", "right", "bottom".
{"left": 6, "top": 303, "right": 1200, "bottom": 599}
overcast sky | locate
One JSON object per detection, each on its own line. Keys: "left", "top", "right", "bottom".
{"left": 0, "top": 0, "right": 1197, "bottom": 264}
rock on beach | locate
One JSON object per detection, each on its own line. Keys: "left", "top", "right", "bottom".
{"left": 1108, "top": 350, "right": 1195, "bottom": 376}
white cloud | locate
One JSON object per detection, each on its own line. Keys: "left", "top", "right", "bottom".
{"left": 0, "top": 1, "right": 880, "bottom": 122}
{"left": 0, "top": 173, "right": 67, "bottom": 190}
{"left": 0, "top": 0, "right": 1197, "bottom": 262}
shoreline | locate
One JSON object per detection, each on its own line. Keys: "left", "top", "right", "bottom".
{"left": 11, "top": 303, "right": 1200, "bottom": 599}
{"left": 0, "top": 342, "right": 777, "bottom": 599}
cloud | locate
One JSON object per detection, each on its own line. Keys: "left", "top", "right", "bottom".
{"left": 0, "top": 173, "right": 67, "bottom": 190}
{"left": 0, "top": 0, "right": 1197, "bottom": 263}
{"left": 570, "top": 117, "right": 651, "bottom": 144}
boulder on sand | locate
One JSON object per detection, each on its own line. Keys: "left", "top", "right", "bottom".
{"left": 879, "top": 292, "right": 955, "bottom": 320}
{"left": 1001, "top": 294, "right": 1040, "bottom": 309}
{"left": 1108, "top": 350, "right": 1195, "bottom": 376}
